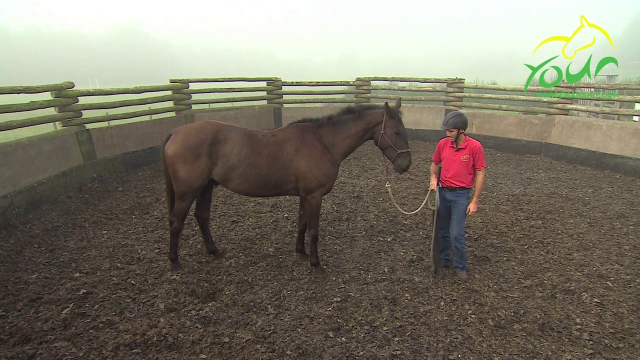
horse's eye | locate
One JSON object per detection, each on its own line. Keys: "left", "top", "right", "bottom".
{"left": 394, "top": 129, "right": 400, "bottom": 135}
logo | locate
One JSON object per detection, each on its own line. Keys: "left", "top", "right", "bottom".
{"left": 524, "top": 15, "right": 618, "bottom": 93}
{"left": 461, "top": 155, "right": 469, "bottom": 162}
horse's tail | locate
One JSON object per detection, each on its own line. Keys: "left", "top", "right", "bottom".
{"left": 160, "top": 132, "right": 175, "bottom": 218}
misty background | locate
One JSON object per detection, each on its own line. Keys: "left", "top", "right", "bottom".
{"left": 1, "top": 0, "right": 639, "bottom": 88}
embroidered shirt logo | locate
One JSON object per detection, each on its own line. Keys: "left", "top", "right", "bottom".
{"left": 461, "top": 155, "right": 469, "bottom": 161}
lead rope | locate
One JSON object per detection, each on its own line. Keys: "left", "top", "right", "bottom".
{"left": 385, "top": 183, "right": 437, "bottom": 214}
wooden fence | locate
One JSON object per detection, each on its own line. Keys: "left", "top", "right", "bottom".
{"left": 2, "top": 77, "right": 640, "bottom": 138}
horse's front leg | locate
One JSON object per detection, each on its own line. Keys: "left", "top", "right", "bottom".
{"left": 296, "top": 196, "right": 308, "bottom": 258}
{"left": 303, "top": 194, "right": 324, "bottom": 275}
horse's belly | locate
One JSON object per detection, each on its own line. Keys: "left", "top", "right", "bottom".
{"left": 212, "top": 134, "right": 312, "bottom": 197}
{"left": 215, "top": 169, "right": 299, "bottom": 197}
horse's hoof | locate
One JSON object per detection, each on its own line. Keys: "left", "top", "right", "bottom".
{"left": 208, "top": 249, "right": 225, "bottom": 259}
{"left": 297, "top": 251, "right": 310, "bottom": 260}
{"left": 170, "top": 261, "right": 182, "bottom": 271}
{"left": 311, "top": 265, "right": 326, "bottom": 277}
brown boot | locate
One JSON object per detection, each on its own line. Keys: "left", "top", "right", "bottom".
{"left": 456, "top": 270, "right": 468, "bottom": 282}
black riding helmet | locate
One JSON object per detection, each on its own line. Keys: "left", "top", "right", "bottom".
{"left": 441, "top": 110, "right": 468, "bottom": 149}
{"left": 441, "top": 110, "right": 468, "bottom": 130}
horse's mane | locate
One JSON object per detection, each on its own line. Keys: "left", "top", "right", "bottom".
{"left": 287, "top": 103, "right": 402, "bottom": 127}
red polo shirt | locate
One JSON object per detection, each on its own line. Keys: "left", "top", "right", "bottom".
{"left": 432, "top": 135, "right": 487, "bottom": 188}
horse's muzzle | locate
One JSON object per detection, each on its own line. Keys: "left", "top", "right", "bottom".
{"left": 394, "top": 155, "right": 411, "bottom": 174}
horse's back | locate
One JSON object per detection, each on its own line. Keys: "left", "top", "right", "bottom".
{"left": 170, "top": 119, "right": 256, "bottom": 138}
{"left": 163, "top": 120, "right": 320, "bottom": 196}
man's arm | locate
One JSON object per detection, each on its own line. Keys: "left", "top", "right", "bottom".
{"left": 466, "top": 169, "right": 485, "bottom": 215}
{"left": 471, "top": 169, "right": 485, "bottom": 205}
{"left": 429, "top": 162, "right": 440, "bottom": 190}
{"left": 429, "top": 141, "right": 442, "bottom": 191}
{"left": 470, "top": 144, "right": 487, "bottom": 205}
{"left": 467, "top": 143, "right": 487, "bottom": 215}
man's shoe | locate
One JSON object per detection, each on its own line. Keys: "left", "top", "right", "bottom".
{"left": 456, "top": 270, "right": 468, "bottom": 282}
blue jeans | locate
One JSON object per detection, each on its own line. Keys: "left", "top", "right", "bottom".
{"left": 437, "top": 187, "right": 471, "bottom": 271}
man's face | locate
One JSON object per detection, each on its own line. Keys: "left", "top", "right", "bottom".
{"left": 445, "top": 129, "right": 461, "bottom": 141}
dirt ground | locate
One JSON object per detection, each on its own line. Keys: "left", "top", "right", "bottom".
{"left": 1, "top": 139, "right": 638, "bottom": 359}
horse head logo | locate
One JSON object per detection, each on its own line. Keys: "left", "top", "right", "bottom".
{"left": 532, "top": 15, "right": 615, "bottom": 60}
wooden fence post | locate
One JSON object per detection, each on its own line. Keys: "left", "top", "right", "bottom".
{"left": 266, "top": 78, "right": 283, "bottom": 104}
{"left": 50, "top": 82, "right": 83, "bottom": 128}
{"left": 267, "top": 78, "right": 283, "bottom": 128}
{"left": 355, "top": 77, "right": 371, "bottom": 104}
{"left": 444, "top": 78, "right": 465, "bottom": 111}
{"left": 170, "top": 80, "right": 192, "bottom": 117}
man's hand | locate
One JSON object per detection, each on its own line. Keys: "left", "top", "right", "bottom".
{"left": 467, "top": 200, "right": 478, "bottom": 215}
{"left": 429, "top": 177, "right": 438, "bottom": 191}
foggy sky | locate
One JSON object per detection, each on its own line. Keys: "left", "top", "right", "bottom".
{"left": 0, "top": 0, "right": 638, "bottom": 87}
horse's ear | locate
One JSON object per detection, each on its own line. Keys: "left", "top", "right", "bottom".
{"left": 395, "top": 98, "right": 401, "bottom": 109}
{"left": 384, "top": 101, "right": 391, "bottom": 114}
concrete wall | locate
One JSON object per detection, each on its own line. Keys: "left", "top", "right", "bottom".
{"left": 1, "top": 103, "right": 638, "bottom": 228}
{"left": 392, "top": 105, "right": 640, "bottom": 156}
{"left": 90, "top": 116, "right": 187, "bottom": 159}
{"left": 0, "top": 127, "right": 85, "bottom": 197}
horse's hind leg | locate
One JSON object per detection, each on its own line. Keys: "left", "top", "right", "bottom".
{"left": 194, "top": 180, "right": 222, "bottom": 258}
{"left": 168, "top": 191, "right": 198, "bottom": 266}
{"left": 296, "top": 196, "right": 308, "bottom": 258}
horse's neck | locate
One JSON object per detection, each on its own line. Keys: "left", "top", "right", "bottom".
{"left": 318, "top": 112, "right": 380, "bottom": 162}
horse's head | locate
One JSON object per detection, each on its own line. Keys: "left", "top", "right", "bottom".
{"left": 376, "top": 98, "right": 411, "bottom": 174}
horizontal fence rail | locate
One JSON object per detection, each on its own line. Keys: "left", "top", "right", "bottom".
{"left": 0, "top": 82, "right": 79, "bottom": 132}
{"left": 449, "top": 81, "right": 640, "bottom": 118}
{"left": 268, "top": 80, "right": 369, "bottom": 105}
{"left": 51, "top": 83, "right": 192, "bottom": 126}
{"left": 1, "top": 76, "right": 639, "bottom": 138}
{"left": 168, "top": 78, "right": 283, "bottom": 110}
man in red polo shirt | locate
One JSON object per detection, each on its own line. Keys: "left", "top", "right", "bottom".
{"left": 429, "top": 110, "right": 487, "bottom": 282}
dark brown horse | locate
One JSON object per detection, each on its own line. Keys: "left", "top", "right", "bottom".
{"left": 160, "top": 99, "right": 411, "bottom": 274}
